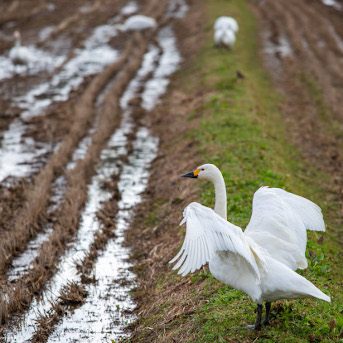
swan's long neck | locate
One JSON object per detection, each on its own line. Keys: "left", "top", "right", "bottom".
{"left": 15, "top": 37, "right": 21, "bottom": 47}
{"left": 212, "top": 173, "right": 227, "bottom": 220}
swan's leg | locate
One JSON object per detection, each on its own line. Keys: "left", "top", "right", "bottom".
{"left": 262, "top": 302, "right": 271, "bottom": 326}
{"left": 254, "top": 304, "right": 263, "bottom": 330}
{"left": 245, "top": 304, "right": 262, "bottom": 330}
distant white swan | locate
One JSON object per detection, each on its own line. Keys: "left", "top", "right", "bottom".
{"left": 170, "top": 164, "right": 330, "bottom": 330}
{"left": 122, "top": 15, "right": 156, "bottom": 31}
{"left": 213, "top": 17, "right": 238, "bottom": 49}
{"left": 9, "top": 31, "right": 33, "bottom": 67}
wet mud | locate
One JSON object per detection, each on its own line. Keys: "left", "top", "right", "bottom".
{"left": 0, "top": 0, "right": 187, "bottom": 341}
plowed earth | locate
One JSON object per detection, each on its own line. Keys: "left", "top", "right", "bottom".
{"left": 0, "top": 0, "right": 191, "bottom": 341}
{"left": 252, "top": 0, "right": 343, "bottom": 208}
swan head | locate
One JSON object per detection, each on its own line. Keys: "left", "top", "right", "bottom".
{"left": 181, "top": 163, "right": 222, "bottom": 182}
{"left": 13, "top": 31, "right": 21, "bottom": 40}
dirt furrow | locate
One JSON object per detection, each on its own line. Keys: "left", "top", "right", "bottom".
{"left": 0, "top": 42, "right": 133, "bottom": 276}
{"left": 286, "top": 0, "right": 343, "bottom": 118}
{"left": 251, "top": 0, "right": 343, "bottom": 220}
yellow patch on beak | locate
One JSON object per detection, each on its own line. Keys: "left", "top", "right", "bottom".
{"left": 193, "top": 169, "right": 201, "bottom": 176}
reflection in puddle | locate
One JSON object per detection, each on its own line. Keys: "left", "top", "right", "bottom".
{"left": 7, "top": 226, "right": 54, "bottom": 282}
{"left": 17, "top": 47, "right": 118, "bottom": 120}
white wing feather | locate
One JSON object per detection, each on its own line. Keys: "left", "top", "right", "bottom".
{"left": 170, "top": 202, "right": 261, "bottom": 278}
{"left": 269, "top": 188, "right": 325, "bottom": 232}
{"left": 244, "top": 187, "right": 325, "bottom": 269}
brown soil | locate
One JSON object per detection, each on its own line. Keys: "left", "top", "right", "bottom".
{"left": 252, "top": 0, "right": 343, "bottom": 211}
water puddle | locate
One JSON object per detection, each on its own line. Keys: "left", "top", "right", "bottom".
{"left": 167, "top": 0, "right": 189, "bottom": 18}
{"left": 321, "top": 0, "right": 342, "bottom": 10}
{"left": 0, "top": 1, "right": 140, "bottom": 184}
{"left": 17, "top": 47, "right": 118, "bottom": 120}
{"left": 0, "top": 46, "right": 64, "bottom": 81}
{"left": 0, "top": 120, "right": 50, "bottom": 183}
{"left": 142, "top": 26, "right": 182, "bottom": 110}
{"left": 261, "top": 28, "right": 293, "bottom": 80}
{"left": 7, "top": 227, "right": 54, "bottom": 282}
{"left": 263, "top": 31, "right": 293, "bottom": 58}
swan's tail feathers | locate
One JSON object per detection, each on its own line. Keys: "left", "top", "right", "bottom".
{"left": 317, "top": 292, "right": 331, "bottom": 303}
{"left": 308, "top": 284, "right": 331, "bottom": 303}
{"left": 270, "top": 187, "right": 326, "bottom": 232}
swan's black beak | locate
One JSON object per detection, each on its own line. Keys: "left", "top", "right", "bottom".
{"left": 181, "top": 171, "right": 198, "bottom": 178}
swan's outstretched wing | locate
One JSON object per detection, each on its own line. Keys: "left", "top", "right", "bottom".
{"left": 269, "top": 187, "right": 325, "bottom": 232}
{"left": 169, "top": 202, "right": 261, "bottom": 278}
{"left": 244, "top": 187, "right": 325, "bottom": 269}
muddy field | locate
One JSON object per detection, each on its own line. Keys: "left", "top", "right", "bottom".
{"left": 0, "top": 0, "right": 189, "bottom": 341}
{"left": 0, "top": 0, "right": 342, "bottom": 342}
{"left": 252, "top": 0, "right": 343, "bottom": 211}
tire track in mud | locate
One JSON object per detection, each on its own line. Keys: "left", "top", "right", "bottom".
{"left": 252, "top": 0, "right": 343, "bottom": 219}
{"left": 0, "top": 0, "right": 186, "bottom": 341}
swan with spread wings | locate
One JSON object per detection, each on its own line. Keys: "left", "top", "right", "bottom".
{"left": 170, "top": 164, "right": 330, "bottom": 330}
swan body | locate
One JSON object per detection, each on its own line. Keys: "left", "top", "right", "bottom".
{"left": 123, "top": 15, "right": 156, "bottom": 31}
{"left": 9, "top": 31, "right": 33, "bottom": 66}
{"left": 171, "top": 164, "right": 330, "bottom": 329}
{"left": 214, "top": 16, "right": 239, "bottom": 33}
{"left": 214, "top": 28, "right": 236, "bottom": 49}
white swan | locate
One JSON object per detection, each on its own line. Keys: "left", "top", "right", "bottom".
{"left": 122, "top": 15, "right": 156, "bottom": 31}
{"left": 214, "top": 16, "right": 239, "bottom": 33}
{"left": 170, "top": 164, "right": 330, "bottom": 329}
{"left": 181, "top": 164, "right": 325, "bottom": 270}
{"left": 9, "top": 31, "right": 33, "bottom": 67}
